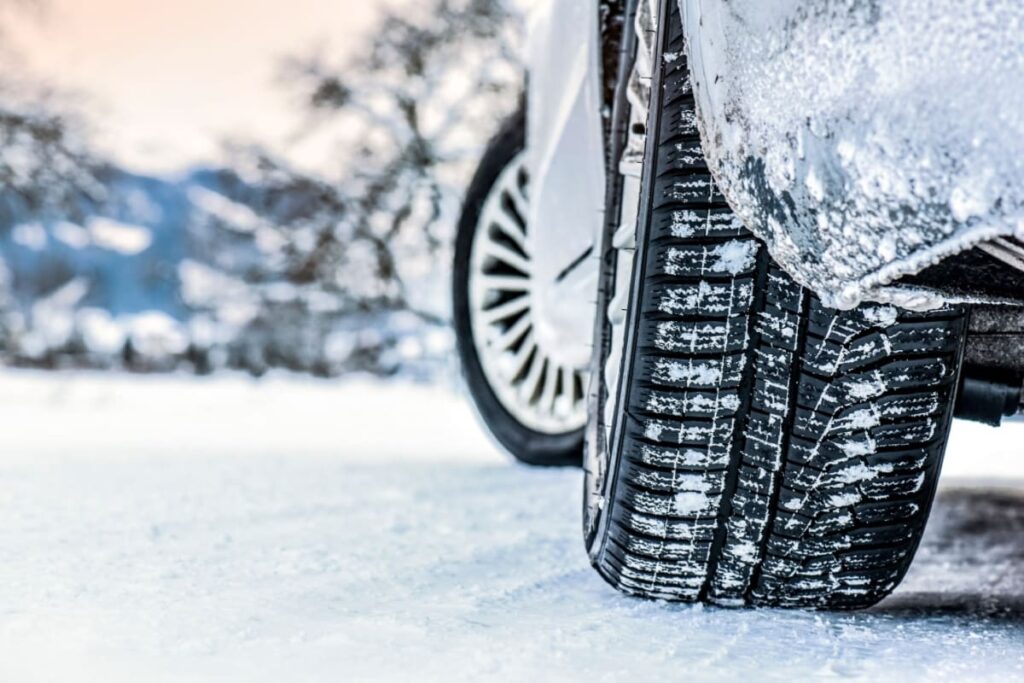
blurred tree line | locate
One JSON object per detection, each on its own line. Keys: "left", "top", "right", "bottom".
{"left": 0, "top": 0, "right": 522, "bottom": 378}
{"left": 0, "top": 0, "right": 102, "bottom": 222}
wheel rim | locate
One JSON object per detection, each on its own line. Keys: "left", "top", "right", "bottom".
{"left": 468, "top": 153, "right": 589, "bottom": 435}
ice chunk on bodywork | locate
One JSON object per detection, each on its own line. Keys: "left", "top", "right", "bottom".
{"left": 680, "top": 0, "right": 1024, "bottom": 309}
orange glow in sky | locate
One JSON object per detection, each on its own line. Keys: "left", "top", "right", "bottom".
{"left": 10, "top": 0, "right": 390, "bottom": 173}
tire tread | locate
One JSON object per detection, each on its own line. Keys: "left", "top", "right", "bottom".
{"left": 590, "top": 1, "right": 966, "bottom": 609}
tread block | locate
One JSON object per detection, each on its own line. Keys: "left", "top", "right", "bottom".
{"left": 645, "top": 317, "right": 749, "bottom": 355}
{"left": 650, "top": 207, "right": 746, "bottom": 242}
{"left": 653, "top": 240, "right": 761, "bottom": 279}
{"left": 644, "top": 353, "right": 748, "bottom": 390}
{"left": 635, "top": 386, "right": 743, "bottom": 419}
{"left": 648, "top": 279, "right": 755, "bottom": 318}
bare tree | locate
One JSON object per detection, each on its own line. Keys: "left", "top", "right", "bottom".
{"left": 0, "top": 0, "right": 522, "bottom": 378}
{"left": 180, "top": 0, "right": 525, "bottom": 376}
{"left": 0, "top": 0, "right": 103, "bottom": 225}
{"left": 232, "top": 0, "right": 523, "bottom": 323}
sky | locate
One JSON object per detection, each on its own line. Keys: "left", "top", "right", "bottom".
{"left": 7, "top": 0, "right": 394, "bottom": 174}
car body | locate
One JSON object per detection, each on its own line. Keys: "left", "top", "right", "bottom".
{"left": 528, "top": 0, "right": 1024, "bottom": 311}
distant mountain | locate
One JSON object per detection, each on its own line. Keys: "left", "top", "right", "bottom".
{"left": 4, "top": 169, "right": 195, "bottom": 320}
{"left": 0, "top": 166, "right": 450, "bottom": 378}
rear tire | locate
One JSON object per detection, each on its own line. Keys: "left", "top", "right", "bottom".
{"left": 585, "top": 0, "right": 968, "bottom": 608}
{"left": 453, "top": 110, "right": 584, "bottom": 467}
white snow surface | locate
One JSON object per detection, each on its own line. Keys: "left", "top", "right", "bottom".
{"left": 681, "top": 0, "right": 1024, "bottom": 309}
{"left": 0, "top": 370, "right": 1022, "bottom": 681}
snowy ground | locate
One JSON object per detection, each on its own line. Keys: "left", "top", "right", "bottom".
{"left": 0, "top": 371, "right": 1021, "bottom": 681}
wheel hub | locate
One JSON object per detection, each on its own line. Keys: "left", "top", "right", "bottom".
{"left": 530, "top": 250, "right": 597, "bottom": 371}
{"left": 468, "top": 154, "right": 595, "bottom": 435}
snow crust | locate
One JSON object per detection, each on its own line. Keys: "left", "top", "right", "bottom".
{"left": 0, "top": 370, "right": 1021, "bottom": 681}
{"left": 53, "top": 221, "right": 91, "bottom": 249}
{"left": 658, "top": 359, "right": 723, "bottom": 385}
{"left": 12, "top": 222, "right": 47, "bottom": 251}
{"left": 710, "top": 240, "right": 758, "bottom": 276}
{"left": 87, "top": 217, "right": 153, "bottom": 255}
{"left": 681, "top": 0, "right": 1024, "bottom": 309}
{"left": 14, "top": 217, "right": 152, "bottom": 256}
{"left": 675, "top": 490, "right": 712, "bottom": 514}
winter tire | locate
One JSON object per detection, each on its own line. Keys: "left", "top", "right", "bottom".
{"left": 453, "top": 109, "right": 585, "bottom": 467}
{"left": 584, "top": 0, "right": 968, "bottom": 608}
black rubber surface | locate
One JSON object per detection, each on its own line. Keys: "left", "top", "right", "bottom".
{"left": 452, "top": 109, "right": 584, "bottom": 468}
{"left": 587, "top": 0, "right": 968, "bottom": 608}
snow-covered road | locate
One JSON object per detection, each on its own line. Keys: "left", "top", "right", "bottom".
{"left": 0, "top": 371, "right": 1021, "bottom": 681}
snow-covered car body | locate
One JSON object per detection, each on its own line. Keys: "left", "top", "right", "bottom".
{"left": 524, "top": 0, "right": 1024, "bottom": 313}
{"left": 504, "top": 0, "right": 1024, "bottom": 424}
{"left": 521, "top": 0, "right": 607, "bottom": 368}
{"left": 681, "top": 0, "right": 1024, "bottom": 311}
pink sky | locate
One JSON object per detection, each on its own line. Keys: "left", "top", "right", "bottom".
{"left": 10, "top": 0, "right": 391, "bottom": 173}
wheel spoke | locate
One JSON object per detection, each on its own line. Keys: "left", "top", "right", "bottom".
{"left": 563, "top": 366, "right": 577, "bottom": 404}
{"left": 481, "top": 239, "right": 532, "bottom": 276}
{"left": 467, "top": 152, "right": 588, "bottom": 434}
{"left": 540, "top": 360, "right": 560, "bottom": 415}
{"left": 503, "top": 182, "right": 530, "bottom": 229}
{"left": 491, "top": 210, "right": 529, "bottom": 253}
{"left": 519, "top": 351, "right": 546, "bottom": 404}
{"left": 499, "top": 330, "right": 536, "bottom": 379}
{"left": 488, "top": 312, "right": 532, "bottom": 353}
{"left": 480, "top": 294, "right": 530, "bottom": 325}
{"left": 477, "top": 274, "right": 530, "bottom": 293}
